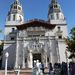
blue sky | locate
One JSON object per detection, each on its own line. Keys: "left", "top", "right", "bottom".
{"left": 0, "top": 0, "right": 75, "bottom": 40}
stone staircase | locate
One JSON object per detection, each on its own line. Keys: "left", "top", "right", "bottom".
{"left": 0, "top": 68, "right": 32, "bottom": 75}
{"left": 0, "top": 70, "right": 4, "bottom": 75}
{"left": 0, "top": 68, "right": 49, "bottom": 75}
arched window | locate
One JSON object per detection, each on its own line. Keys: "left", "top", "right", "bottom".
{"left": 56, "top": 13, "right": 59, "bottom": 19}
{"left": 13, "top": 14, "right": 16, "bottom": 21}
{"left": 51, "top": 14, "right": 54, "bottom": 19}
{"left": 58, "top": 26, "right": 61, "bottom": 31}
{"left": 54, "top": 5, "right": 58, "bottom": 8}
{"left": 19, "top": 15, "right": 22, "bottom": 21}
{"left": 8, "top": 15, "right": 10, "bottom": 21}
{"left": 14, "top": 6, "right": 17, "bottom": 9}
{"left": 11, "top": 37, "right": 15, "bottom": 40}
{"left": 18, "top": 6, "right": 21, "bottom": 10}
{"left": 12, "top": 28, "right": 15, "bottom": 32}
{"left": 58, "top": 35, "right": 62, "bottom": 39}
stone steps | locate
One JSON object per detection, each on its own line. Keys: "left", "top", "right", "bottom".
{"left": 0, "top": 68, "right": 49, "bottom": 75}
{"left": 0, "top": 68, "right": 32, "bottom": 75}
{"left": 0, "top": 70, "right": 4, "bottom": 75}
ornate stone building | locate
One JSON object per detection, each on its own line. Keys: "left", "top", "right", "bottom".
{"left": 2, "top": 0, "right": 67, "bottom": 69}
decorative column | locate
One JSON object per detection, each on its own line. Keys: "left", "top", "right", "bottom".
{"left": 5, "top": 52, "right": 9, "bottom": 75}
{"left": 48, "top": 34, "right": 53, "bottom": 63}
{"left": 56, "top": 41, "right": 60, "bottom": 63}
{"left": 15, "top": 32, "right": 19, "bottom": 68}
{"left": 22, "top": 38, "right": 25, "bottom": 68}
{"left": 49, "top": 51, "right": 53, "bottom": 63}
{"left": 28, "top": 50, "right": 33, "bottom": 68}
{"left": 45, "top": 54, "right": 48, "bottom": 67}
{"left": 44, "top": 40, "right": 48, "bottom": 68}
{"left": 27, "top": 50, "right": 33, "bottom": 68}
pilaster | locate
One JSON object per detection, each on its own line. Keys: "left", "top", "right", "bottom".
{"left": 27, "top": 50, "right": 33, "bottom": 68}
{"left": 22, "top": 38, "right": 25, "bottom": 68}
{"left": 15, "top": 32, "right": 19, "bottom": 68}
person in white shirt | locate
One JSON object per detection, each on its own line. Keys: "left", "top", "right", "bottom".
{"left": 36, "top": 60, "right": 41, "bottom": 75}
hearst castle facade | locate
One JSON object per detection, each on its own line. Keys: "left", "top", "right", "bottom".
{"left": 2, "top": 0, "right": 67, "bottom": 69}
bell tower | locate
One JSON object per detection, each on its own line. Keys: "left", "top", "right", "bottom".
{"left": 48, "top": 0, "right": 67, "bottom": 39}
{"left": 5, "top": 0, "right": 24, "bottom": 40}
{"left": 48, "top": 0, "right": 66, "bottom": 25}
{"left": 48, "top": 0, "right": 68, "bottom": 63}
{"left": 2, "top": 0, "right": 24, "bottom": 69}
{"left": 6, "top": 0, "right": 24, "bottom": 25}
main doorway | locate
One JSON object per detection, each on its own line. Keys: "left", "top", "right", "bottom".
{"left": 33, "top": 53, "right": 41, "bottom": 67}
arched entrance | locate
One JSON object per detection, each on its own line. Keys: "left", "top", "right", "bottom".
{"left": 33, "top": 53, "right": 41, "bottom": 62}
{"left": 33, "top": 53, "right": 41, "bottom": 67}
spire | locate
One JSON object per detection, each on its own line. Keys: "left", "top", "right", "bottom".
{"left": 15, "top": 0, "right": 19, "bottom": 3}
{"left": 48, "top": 0, "right": 65, "bottom": 24}
{"left": 6, "top": 0, "right": 24, "bottom": 25}
{"left": 16, "top": 0, "right": 18, "bottom": 1}
{"left": 48, "top": 0, "right": 61, "bottom": 15}
{"left": 8, "top": 0, "right": 23, "bottom": 15}
{"left": 51, "top": 0, "right": 57, "bottom": 4}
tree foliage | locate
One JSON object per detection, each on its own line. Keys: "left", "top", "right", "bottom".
{"left": 65, "top": 27, "right": 75, "bottom": 58}
{"left": 0, "top": 42, "right": 3, "bottom": 69}
{"left": 0, "top": 29, "right": 2, "bottom": 33}
{"left": 0, "top": 42, "right": 3, "bottom": 56}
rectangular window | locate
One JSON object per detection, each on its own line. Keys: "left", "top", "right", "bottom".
{"left": 25, "top": 58, "right": 27, "bottom": 63}
{"left": 58, "top": 36, "right": 62, "bottom": 39}
{"left": 11, "top": 37, "right": 15, "bottom": 40}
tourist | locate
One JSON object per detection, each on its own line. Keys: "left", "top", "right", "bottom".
{"left": 69, "top": 62, "right": 75, "bottom": 75}
{"left": 61, "top": 62, "right": 68, "bottom": 75}
{"left": 32, "top": 60, "right": 37, "bottom": 75}
{"left": 39, "top": 62, "right": 44, "bottom": 74}
{"left": 54, "top": 63, "right": 61, "bottom": 75}
{"left": 49, "top": 63, "right": 53, "bottom": 75}
{"left": 36, "top": 60, "right": 41, "bottom": 75}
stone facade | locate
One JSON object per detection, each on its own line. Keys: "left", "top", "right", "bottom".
{"left": 2, "top": 0, "right": 67, "bottom": 69}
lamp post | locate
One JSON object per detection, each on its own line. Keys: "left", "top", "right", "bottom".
{"left": 5, "top": 52, "right": 9, "bottom": 75}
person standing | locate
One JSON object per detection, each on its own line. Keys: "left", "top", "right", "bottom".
{"left": 39, "top": 62, "right": 44, "bottom": 74}
{"left": 32, "top": 60, "right": 37, "bottom": 75}
{"left": 49, "top": 63, "right": 53, "bottom": 75}
{"left": 36, "top": 60, "right": 41, "bottom": 75}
